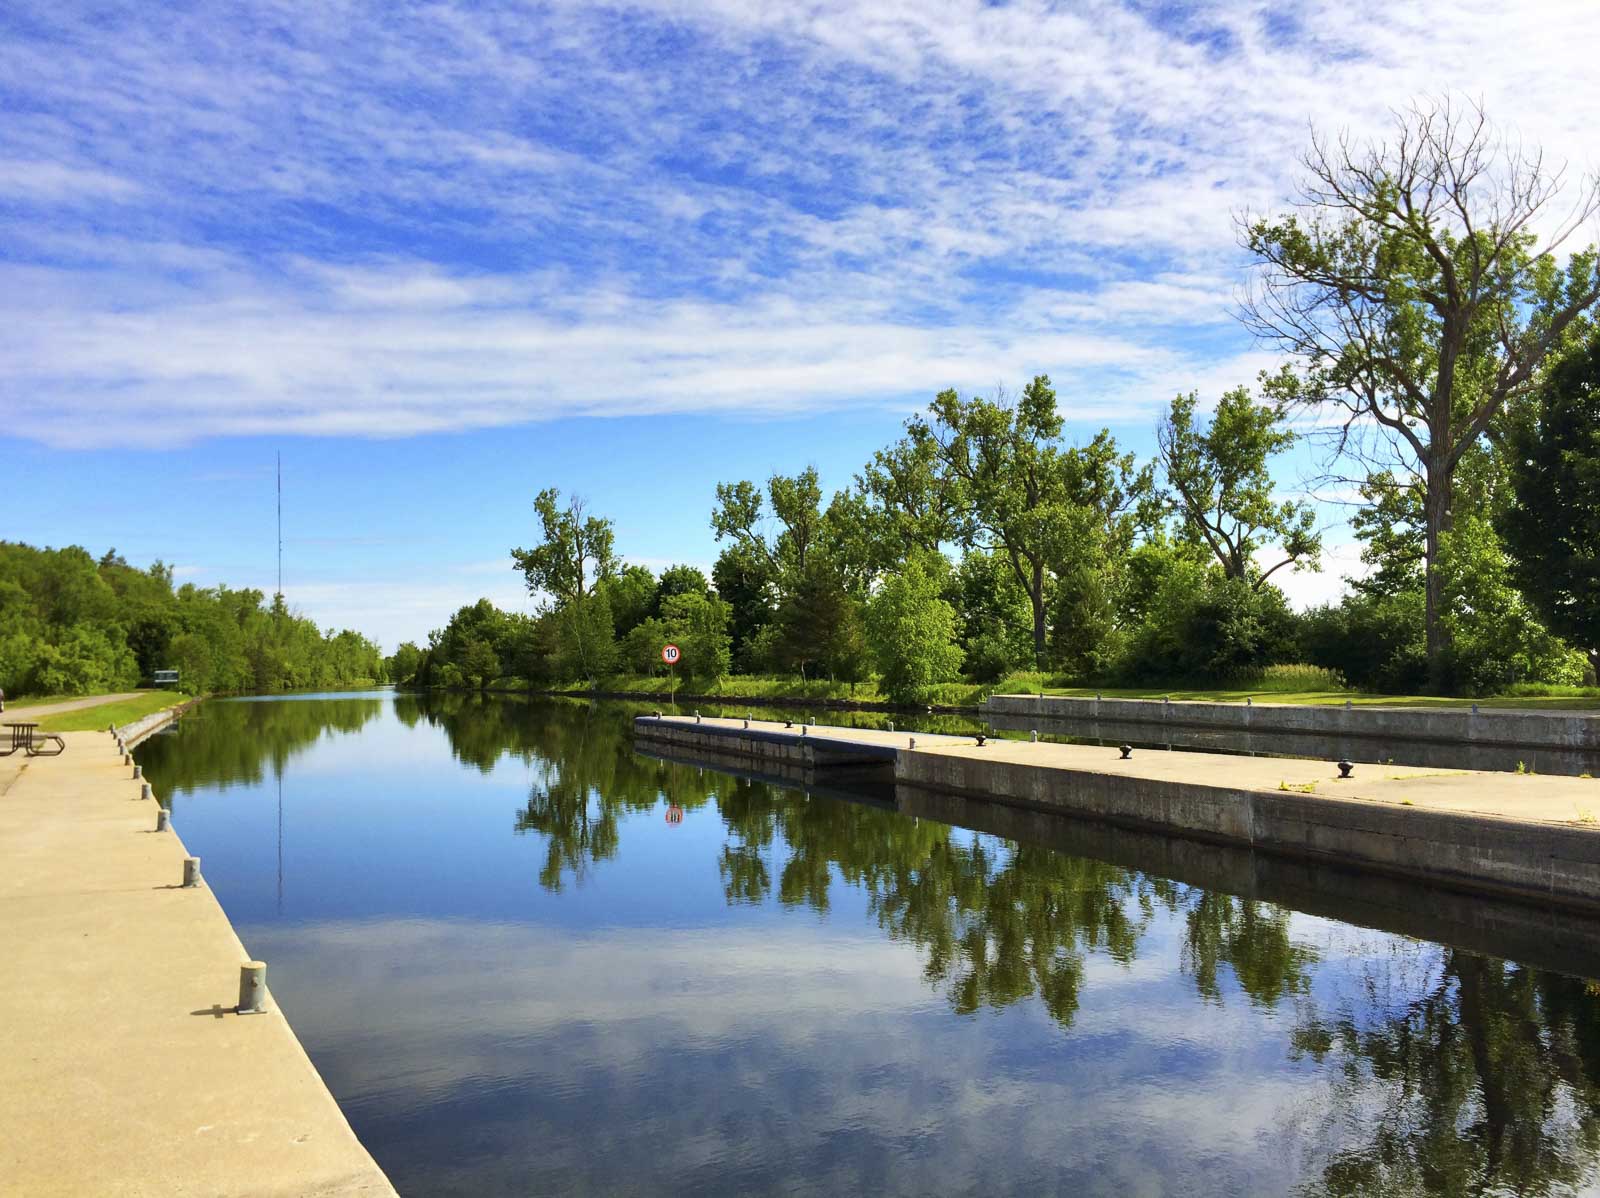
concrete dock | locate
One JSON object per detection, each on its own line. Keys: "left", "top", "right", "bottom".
{"left": 986, "top": 693, "right": 1600, "bottom": 775}
{"left": 0, "top": 730, "right": 396, "bottom": 1198}
{"left": 635, "top": 714, "right": 1600, "bottom": 911}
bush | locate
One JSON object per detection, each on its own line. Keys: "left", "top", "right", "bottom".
{"left": 1119, "top": 569, "right": 1296, "bottom": 682}
{"left": 865, "top": 552, "right": 964, "bottom": 704}
{"left": 1300, "top": 593, "right": 1428, "bottom": 693}
{"left": 964, "top": 628, "right": 1019, "bottom": 683}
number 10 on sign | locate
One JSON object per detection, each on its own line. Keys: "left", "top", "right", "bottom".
{"left": 661, "top": 644, "right": 681, "bottom": 665}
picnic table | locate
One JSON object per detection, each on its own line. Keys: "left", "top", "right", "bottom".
{"left": 2, "top": 722, "right": 65, "bottom": 757}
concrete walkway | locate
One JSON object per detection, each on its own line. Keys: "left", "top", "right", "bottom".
{"left": 654, "top": 716, "right": 1600, "bottom": 825}
{"left": 640, "top": 716, "right": 1600, "bottom": 908}
{"left": 0, "top": 731, "right": 396, "bottom": 1198}
{"left": 4, "top": 692, "right": 146, "bottom": 719}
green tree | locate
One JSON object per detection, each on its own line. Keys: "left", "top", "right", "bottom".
{"left": 1156, "top": 385, "right": 1321, "bottom": 589}
{"left": 653, "top": 564, "right": 711, "bottom": 610}
{"left": 711, "top": 468, "right": 825, "bottom": 583}
{"left": 387, "top": 641, "right": 423, "bottom": 685}
{"left": 1436, "top": 515, "right": 1585, "bottom": 692}
{"left": 772, "top": 558, "right": 868, "bottom": 683}
{"left": 512, "top": 488, "right": 618, "bottom": 605}
{"left": 1242, "top": 98, "right": 1600, "bottom": 688}
{"left": 659, "top": 591, "right": 733, "bottom": 685}
{"left": 916, "top": 376, "right": 1068, "bottom": 667}
{"left": 865, "top": 551, "right": 963, "bottom": 704}
{"left": 600, "top": 564, "right": 656, "bottom": 639}
{"left": 857, "top": 426, "right": 966, "bottom": 559}
{"left": 1501, "top": 331, "right": 1600, "bottom": 677}
{"left": 953, "top": 550, "right": 1034, "bottom": 682}
{"left": 711, "top": 543, "right": 777, "bottom": 669}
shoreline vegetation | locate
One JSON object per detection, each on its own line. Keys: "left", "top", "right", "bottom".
{"left": 420, "top": 670, "right": 1600, "bottom": 714}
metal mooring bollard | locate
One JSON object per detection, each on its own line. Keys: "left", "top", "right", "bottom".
{"left": 1337, "top": 760, "right": 1354, "bottom": 779}
{"left": 975, "top": 734, "right": 987, "bottom": 746}
{"left": 141, "top": 782, "right": 152, "bottom": 801}
{"left": 694, "top": 710, "right": 701, "bottom": 723}
{"left": 801, "top": 725, "right": 808, "bottom": 736}
{"left": 887, "top": 720, "right": 895, "bottom": 732}
{"left": 743, "top": 718, "right": 749, "bottom": 729}
{"left": 182, "top": 857, "right": 202, "bottom": 888}
{"left": 1120, "top": 744, "right": 1133, "bottom": 760}
{"left": 156, "top": 808, "right": 171, "bottom": 832}
{"left": 238, "top": 961, "right": 268, "bottom": 1014}
{"left": 1031, "top": 730, "right": 1039, "bottom": 742}
{"left": 132, "top": 764, "right": 143, "bottom": 780}
{"left": 908, "top": 737, "right": 916, "bottom": 749}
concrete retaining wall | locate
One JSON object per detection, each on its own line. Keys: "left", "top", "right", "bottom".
{"left": 116, "top": 698, "right": 200, "bottom": 748}
{"left": 895, "top": 750, "right": 1600, "bottom": 911}
{"left": 633, "top": 717, "right": 896, "bottom": 778}
{"left": 897, "top": 786, "right": 1600, "bottom": 980}
{"left": 636, "top": 715, "right": 1600, "bottom": 912}
{"left": 985, "top": 709, "right": 1600, "bottom": 775}
{"left": 987, "top": 694, "right": 1600, "bottom": 751}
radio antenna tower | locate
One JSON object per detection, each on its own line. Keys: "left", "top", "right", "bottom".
{"left": 276, "top": 451, "right": 283, "bottom": 600}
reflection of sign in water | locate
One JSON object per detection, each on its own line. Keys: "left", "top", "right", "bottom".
{"left": 665, "top": 805, "right": 684, "bottom": 824}
{"left": 661, "top": 644, "right": 681, "bottom": 665}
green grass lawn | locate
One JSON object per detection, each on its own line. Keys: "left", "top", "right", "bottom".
{"left": 31, "top": 691, "right": 195, "bottom": 733}
{"left": 528, "top": 665, "right": 1600, "bottom": 711}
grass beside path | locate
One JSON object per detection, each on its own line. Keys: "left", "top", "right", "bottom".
{"left": 31, "top": 691, "right": 195, "bottom": 733}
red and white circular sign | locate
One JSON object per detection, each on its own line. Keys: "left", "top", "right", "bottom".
{"left": 661, "top": 643, "right": 681, "bottom": 665}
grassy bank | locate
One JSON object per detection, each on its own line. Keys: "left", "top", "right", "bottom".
{"left": 480, "top": 664, "right": 1600, "bottom": 711}
{"left": 33, "top": 691, "right": 196, "bottom": 732}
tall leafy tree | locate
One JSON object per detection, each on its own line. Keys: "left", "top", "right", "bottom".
{"left": 918, "top": 378, "right": 1146, "bottom": 668}
{"left": 857, "top": 426, "right": 967, "bottom": 559}
{"left": 711, "top": 542, "right": 777, "bottom": 668}
{"left": 711, "top": 467, "right": 824, "bottom": 582}
{"left": 1500, "top": 331, "right": 1600, "bottom": 676}
{"left": 1156, "top": 385, "right": 1321, "bottom": 589}
{"left": 512, "top": 488, "right": 618, "bottom": 605}
{"left": 916, "top": 376, "right": 1067, "bottom": 667}
{"left": 1241, "top": 98, "right": 1600, "bottom": 687}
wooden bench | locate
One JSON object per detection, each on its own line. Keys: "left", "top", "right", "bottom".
{"left": 1, "top": 722, "right": 65, "bottom": 757}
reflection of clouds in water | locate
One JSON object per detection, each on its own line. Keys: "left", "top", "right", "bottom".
{"left": 247, "top": 918, "right": 1328, "bottom": 1196}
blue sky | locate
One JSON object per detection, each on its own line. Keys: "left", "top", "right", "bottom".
{"left": 4, "top": 0, "right": 1597, "bottom": 649}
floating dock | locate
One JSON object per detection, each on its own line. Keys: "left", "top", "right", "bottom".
{"left": 635, "top": 714, "right": 1600, "bottom": 911}
{"left": 0, "top": 728, "right": 396, "bottom": 1198}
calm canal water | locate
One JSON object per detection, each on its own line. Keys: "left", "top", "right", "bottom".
{"left": 137, "top": 691, "right": 1600, "bottom": 1197}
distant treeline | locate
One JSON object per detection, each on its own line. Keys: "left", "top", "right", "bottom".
{"left": 392, "top": 360, "right": 1597, "bottom": 705}
{"left": 0, "top": 542, "right": 385, "bottom": 697}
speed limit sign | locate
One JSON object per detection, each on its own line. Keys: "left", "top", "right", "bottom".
{"left": 661, "top": 644, "right": 681, "bottom": 665}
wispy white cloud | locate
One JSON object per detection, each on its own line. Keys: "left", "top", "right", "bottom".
{"left": 2, "top": 0, "right": 1596, "bottom": 449}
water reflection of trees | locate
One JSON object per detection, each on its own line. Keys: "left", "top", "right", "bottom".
{"left": 1293, "top": 951, "right": 1600, "bottom": 1197}
{"left": 441, "top": 695, "right": 1317, "bottom": 1025}
{"left": 427, "top": 695, "right": 1600, "bottom": 1197}
{"left": 136, "top": 695, "right": 383, "bottom": 796}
